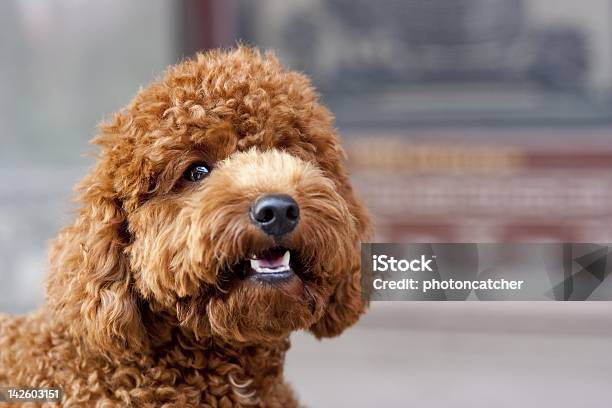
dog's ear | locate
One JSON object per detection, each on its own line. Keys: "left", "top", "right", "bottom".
{"left": 309, "top": 262, "right": 365, "bottom": 339}
{"left": 310, "top": 167, "right": 373, "bottom": 338}
{"left": 46, "top": 162, "right": 146, "bottom": 356}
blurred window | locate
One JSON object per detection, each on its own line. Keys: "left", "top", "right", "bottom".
{"left": 0, "top": 0, "right": 175, "bottom": 312}
{"left": 236, "top": 0, "right": 612, "bottom": 129}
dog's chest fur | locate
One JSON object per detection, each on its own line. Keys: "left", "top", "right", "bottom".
{"left": 0, "top": 312, "right": 298, "bottom": 407}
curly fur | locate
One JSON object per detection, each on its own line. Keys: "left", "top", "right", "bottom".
{"left": 0, "top": 47, "right": 371, "bottom": 407}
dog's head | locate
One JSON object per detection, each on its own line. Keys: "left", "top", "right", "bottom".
{"left": 46, "top": 47, "right": 371, "bottom": 353}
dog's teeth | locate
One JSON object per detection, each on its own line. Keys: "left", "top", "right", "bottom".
{"left": 281, "top": 250, "right": 290, "bottom": 267}
{"left": 249, "top": 255, "right": 291, "bottom": 274}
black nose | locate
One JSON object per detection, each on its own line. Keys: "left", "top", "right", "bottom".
{"left": 250, "top": 194, "right": 300, "bottom": 237}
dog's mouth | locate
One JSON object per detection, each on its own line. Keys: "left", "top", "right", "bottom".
{"left": 247, "top": 247, "right": 302, "bottom": 283}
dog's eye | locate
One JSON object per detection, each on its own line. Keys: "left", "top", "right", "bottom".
{"left": 183, "top": 162, "right": 210, "bottom": 182}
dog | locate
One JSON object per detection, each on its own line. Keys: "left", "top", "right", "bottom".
{"left": 0, "top": 47, "right": 370, "bottom": 407}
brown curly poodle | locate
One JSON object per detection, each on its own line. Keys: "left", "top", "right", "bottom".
{"left": 0, "top": 47, "right": 370, "bottom": 407}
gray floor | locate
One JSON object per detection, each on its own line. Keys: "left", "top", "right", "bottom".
{"left": 286, "top": 302, "right": 612, "bottom": 408}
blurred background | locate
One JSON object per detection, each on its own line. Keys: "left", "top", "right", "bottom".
{"left": 1, "top": 0, "right": 612, "bottom": 407}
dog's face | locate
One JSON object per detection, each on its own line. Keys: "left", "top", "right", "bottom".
{"left": 47, "top": 48, "right": 370, "bottom": 350}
